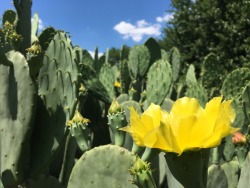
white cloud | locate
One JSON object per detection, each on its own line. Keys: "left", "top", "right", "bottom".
{"left": 31, "top": 17, "right": 45, "bottom": 31}
{"left": 113, "top": 13, "right": 175, "bottom": 42}
{"left": 38, "top": 18, "right": 45, "bottom": 31}
{"left": 88, "top": 50, "right": 103, "bottom": 58}
{"left": 156, "top": 13, "right": 174, "bottom": 23}
{"left": 113, "top": 20, "right": 161, "bottom": 42}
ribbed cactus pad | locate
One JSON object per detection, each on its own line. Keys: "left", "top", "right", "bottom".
{"left": 30, "top": 31, "right": 79, "bottom": 176}
{"left": 0, "top": 51, "right": 36, "bottom": 187}
{"left": 221, "top": 68, "right": 250, "bottom": 100}
{"left": 146, "top": 59, "right": 172, "bottom": 105}
{"left": 38, "top": 27, "right": 57, "bottom": 51}
{"left": 68, "top": 145, "right": 137, "bottom": 188}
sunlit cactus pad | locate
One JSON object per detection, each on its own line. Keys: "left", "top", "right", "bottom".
{"left": 68, "top": 144, "right": 137, "bottom": 188}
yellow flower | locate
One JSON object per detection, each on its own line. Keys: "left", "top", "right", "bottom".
{"left": 121, "top": 97, "right": 239, "bottom": 155}
{"left": 120, "top": 103, "right": 163, "bottom": 146}
{"left": 114, "top": 81, "right": 121, "bottom": 88}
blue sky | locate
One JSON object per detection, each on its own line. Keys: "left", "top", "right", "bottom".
{"left": 0, "top": 0, "right": 173, "bottom": 55}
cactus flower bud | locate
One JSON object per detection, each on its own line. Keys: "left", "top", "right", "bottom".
{"left": 67, "top": 110, "right": 91, "bottom": 152}
{"left": 108, "top": 99, "right": 122, "bottom": 114}
{"left": 129, "top": 156, "right": 157, "bottom": 188}
{"left": 232, "top": 132, "right": 247, "bottom": 145}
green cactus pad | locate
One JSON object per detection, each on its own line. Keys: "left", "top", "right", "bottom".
{"left": 185, "top": 64, "right": 208, "bottom": 107}
{"left": 146, "top": 59, "right": 172, "bottom": 105}
{"left": 200, "top": 53, "right": 224, "bottom": 98}
{"left": 221, "top": 68, "right": 250, "bottom": 101}
{"left": 128, "top": 45, "right": 150, "bottom": 79}
{"left": 238, "top": 152, "right": 250, "bottom": 188}
{"left": 165, "top": 149, "right": 210, "bottom": 188}
{"left": 207, "top": 164, "right": 228, "bottom": 188}
{"left": 99, "top": 63, "right": 116, "bottom": 100}
{"left": 116, "top": 93, "right": 129, "bottom": 104}
{"left": 30, "top": 31, "right": 79, "bottom": 176}
{"left": 68, "top": 145, "right": 137, "bottom": 188}
{"left": 2, "top": 10, "right": 17, "bottom": 25}
{"left": 75, "top": 48, "right": 94, "bottom": 68}
{"left": 0, "top": 51, "right": 36, "bottom": 187}
{"left": 120, "top": 59, "right": 131, "bottom": 93}
{"left": 169, "top": 47, "right": 181, "bottom": 83}
{"left": 207, "top": 161, "right": 239, "bottom": 188}
{"left": 38, "top": 27, "right": 57, "bottom": 51}
{"left": 121, "top": 100, "right": 142, "bottom": 122}
{"left": 242, "top": 82, "right": 250, "bottom": 124}
{"left": 80, "top": 63, "right": 112, "bottom": 103}
{"left": 108, "top": 110, "right": 127, "bottom": 147}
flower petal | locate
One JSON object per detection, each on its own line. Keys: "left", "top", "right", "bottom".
{"left": 203, "top": 96, "right": 223, "bottom": 126}
{"left": 143, "top": 103, "right": 162, "bottom": 127}
{"left": 172, "top": 116, "right": 198, "bottom": 152}
{"left": 143, "top": 122, "right": 181, "bottom": 154}
{"left": 171, "top": 97, "right": 202, "bottom": 118}
{"left": 120, "top": 107, "right": 147, "bottom": 146}
{"left": 221, "top": 100, "right": 236, "bottom": 122}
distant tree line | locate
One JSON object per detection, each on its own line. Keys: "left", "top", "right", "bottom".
{"left": 159, "top": 0, "right": 250, "bottom": 74}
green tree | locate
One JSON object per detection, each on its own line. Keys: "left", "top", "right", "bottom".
{"left": 160, "top": 0, "right": 250, "bottom": 74}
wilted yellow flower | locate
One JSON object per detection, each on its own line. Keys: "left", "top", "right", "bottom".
{"left": 120, "top": 97, "right": 239, "bottom": 155}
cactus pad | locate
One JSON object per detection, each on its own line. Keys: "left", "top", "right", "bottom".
{"left": 68, "top": 145, "right": 137, "bottom": 188}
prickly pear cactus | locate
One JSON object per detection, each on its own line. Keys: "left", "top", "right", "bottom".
{"left": 128, "top": 45, "right": 150, "bottom": 79}
{"left": 2, "top": 10, "right": 17, "bottom": 26}
{"left": 185, "top": 64, "right": 207, "bottom": 107}
{"left": 169, "top": 47, "right": 181, "bottom": 83}
{"left": 30, "top": 31, "right": 79, "bottom": 176}
{"left": 80, "top": 63, "right": 112, "bottom": 103}
{"left": 221, "top": 67, "right": 250, "bottom": 101}
{"left": 99, "top": 63, "right": 116, "bottom": 100}
{"left": 207, "top": 161, "right": 240, "bottom": 188}
{"left": 0, "top": 51, "right": 36, "bottom": 187}
{"left": 242, "top": 82, "right": 250, "bottom": 124}
{"left": 200, "top": 53, "right": 225, "bottom": 98}
{"left": 108, "top": 100, "right": 127, "bottom": 146}
{"left": 146, "top": 59, "right": 173, "bottom": 105}
{"left": 67, "top": 145, "right": 137, "bottom": 188}
{"left": 238, "top": 151, "right": 250, "bottom": 188}
{"left": 38, "top": 27, "right": 57, "bottom": 51}
{"left": 120, "top": 59, "right": 131, "bottom": 94}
